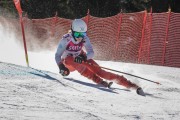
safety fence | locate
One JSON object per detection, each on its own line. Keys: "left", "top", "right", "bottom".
{"left": 1, "top": 10, "right": 180, "bottom": 68}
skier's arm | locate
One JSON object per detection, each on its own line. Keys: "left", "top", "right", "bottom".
{"left": 83, "top": 36, "right": 94, "bottom": 60}
{"left": 55, "top": 38, "right": 67, "bottom": 65}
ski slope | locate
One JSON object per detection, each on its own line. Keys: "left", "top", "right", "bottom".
{"left": 0, "top": 60, "right": 180, "bottom": 120}
{"left": 1, "top": 16, "right": 180, "bottom": 120}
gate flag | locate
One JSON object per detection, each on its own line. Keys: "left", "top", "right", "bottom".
{"left": 13, "top": 0, "right": 23, "bottom": 14}
{"left": 13, "top": 0, "right": 29, "bottom": 67}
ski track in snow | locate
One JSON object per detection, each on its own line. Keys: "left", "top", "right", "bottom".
{"left": 0, "top": 62, "right": 180, "bottom": 120}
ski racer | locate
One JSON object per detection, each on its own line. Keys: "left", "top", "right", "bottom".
{"left": 55, "top": 19, "right": 145, "bottom": 96}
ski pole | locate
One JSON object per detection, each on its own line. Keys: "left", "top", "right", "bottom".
{"left": 87, "top": 62, "right": 161, "bottom": 85}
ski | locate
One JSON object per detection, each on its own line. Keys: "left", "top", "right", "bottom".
{"left": 136, "top": 87, "right": 146, "bottom": 96}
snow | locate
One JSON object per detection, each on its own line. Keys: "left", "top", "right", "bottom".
{"left": 1, "top": 61, "right": 180, "bottom": 120}
{"left": 1, "top": 17, "right": 180, "bottom": 120}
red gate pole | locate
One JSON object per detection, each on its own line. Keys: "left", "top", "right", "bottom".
{"left": 162, "top": 7, "right": 171, "bottom": 66}
{"left": 147, "top": 7, "right": 153, "bottom": 64}
{"left": 13, "top": 0, "right": 29, "bottom": 67}
{"left": 114, "top": 9, "right": 123, "bottom": 60}
{"left": 20, "top": 14, "right": 29, "bottom": 67}
{"left": 138, "top": 10, "right": 147, "bottom": 63}
{"left": 85, "top": 9, "right": 90, "bottom": 31}
{"left": 51, "top": 11, "right": 58, "bottom": 37}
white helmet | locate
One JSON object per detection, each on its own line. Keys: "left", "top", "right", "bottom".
{"left": 71, "top": 19, "right": 87, "bottom": 32}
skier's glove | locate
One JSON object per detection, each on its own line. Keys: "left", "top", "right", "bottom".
{"left": 74, "top": 54, "right": 87, "bottom": 64}
{"left": 58, "top": 63, "right": 70, "bottom": 76}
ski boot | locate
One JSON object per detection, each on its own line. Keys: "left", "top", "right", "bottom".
{"left": 136, "top": 87, "right": 146, "bottom": 96}
{"left": 99, "top": 81, "right": 113, "bottom": 88}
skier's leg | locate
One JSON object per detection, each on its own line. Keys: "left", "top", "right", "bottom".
{"left": 83, "top": 59, "right": 139, "bottom": 89}
{"left": 63, "top": 56, "right": 103, "bottom": 84}
{"left": 80, "top": 67, "right": 112, "bottom": 88}
{"left": 85, "top": 60, "right": 144, "bottom": 95}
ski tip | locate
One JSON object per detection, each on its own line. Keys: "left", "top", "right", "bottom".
{"left": 136, "top": 87, "right": 146, "bottom": 97}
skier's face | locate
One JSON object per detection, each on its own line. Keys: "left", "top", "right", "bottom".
{"left": 73, "top": 31, "right": 86, "bottom": 42}
{"left": 74, "top": 31, "right": 86, "bottom": 38}
{"left": 75, "top": 37, "right": 83, "bottom": 42}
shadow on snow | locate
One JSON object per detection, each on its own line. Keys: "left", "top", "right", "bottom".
{"left": 29, "top": 72, "right": 57, "bottom": 80}
{"left": 64, "top": 77, "right": 130, "bottom": 94}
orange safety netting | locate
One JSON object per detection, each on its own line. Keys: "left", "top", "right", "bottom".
{"left": 1, "top": 11, "right": 180, "bottom": 68}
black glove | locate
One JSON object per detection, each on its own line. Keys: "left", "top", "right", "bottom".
{"left": 58, "top": 63, "right": 70, "bottom": 76}
{"left": 74, "top": 54, "right": 87, "bottom": 64}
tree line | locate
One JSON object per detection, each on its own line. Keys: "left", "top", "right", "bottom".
{"left": 0, "top": 0, "right": 180, "bottom": 19}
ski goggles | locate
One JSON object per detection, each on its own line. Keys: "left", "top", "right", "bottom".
{"left": 73, "top": 32, "right": 86, "bottom": 38}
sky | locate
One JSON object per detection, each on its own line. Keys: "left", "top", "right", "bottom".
{"left": 1, "top": 16, "right": 180, "bottom": 120}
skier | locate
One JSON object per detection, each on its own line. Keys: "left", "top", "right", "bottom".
{"left": 55, "top": 19, "right": 145, "bottom": 96}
